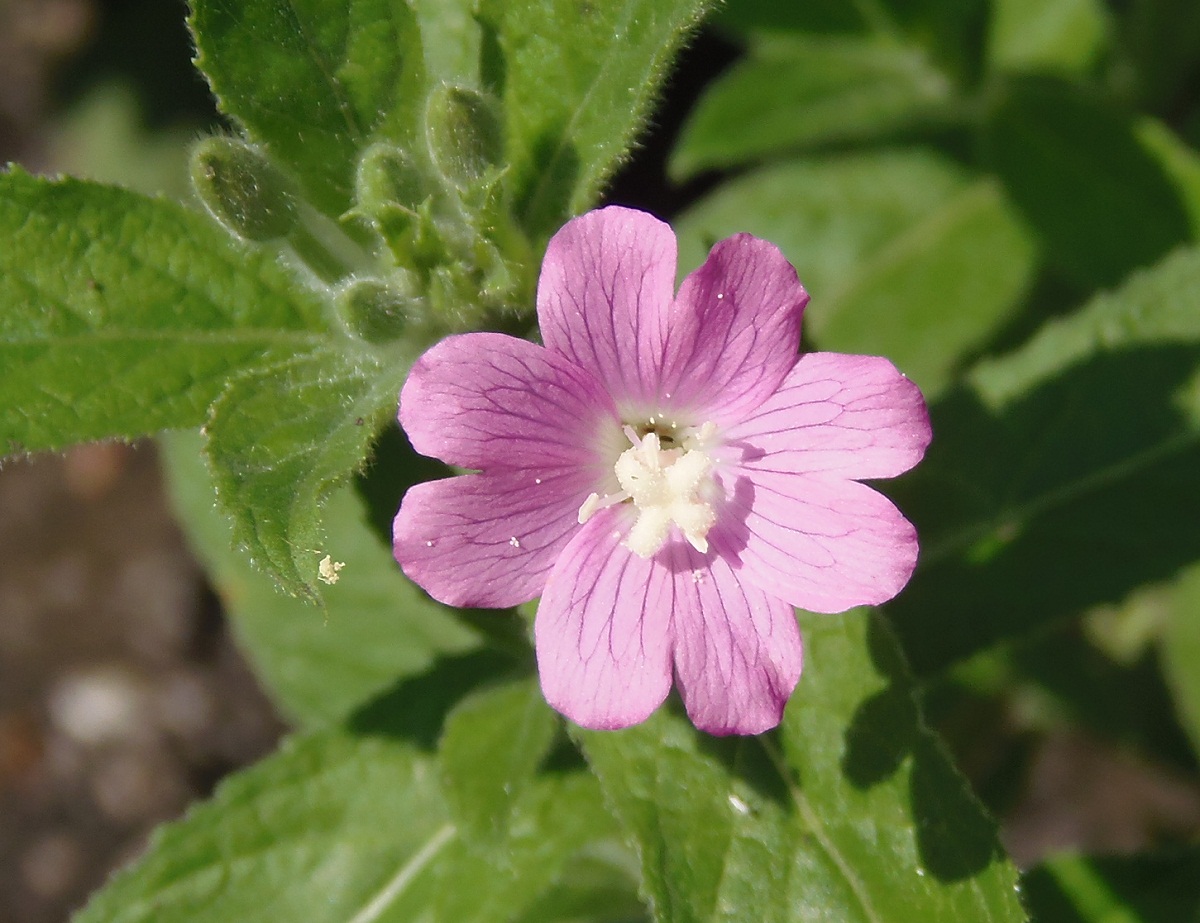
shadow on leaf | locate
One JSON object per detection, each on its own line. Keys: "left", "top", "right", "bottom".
{"left": 888, "top": 343, "right": 1200, "bottom": 676}
{"left": 347, "top": 648, "right": 520, "bottom": 748}
{"left": 840, "top": 614, "right": 1004, "bottom": 881}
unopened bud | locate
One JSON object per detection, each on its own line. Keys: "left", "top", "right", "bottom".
{"left": 335, "top": 277, "right": 421, "bottom": 344}
{"left": 425, "top": 85, "right": 504, "bottom": 191}
{"left": 191, "top": 137, "right": 298, "bottom": 241}
{"left": 355, "top": 143, "right": 428, "bottom": 214}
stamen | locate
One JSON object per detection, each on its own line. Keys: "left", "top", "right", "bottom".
{"left": 577, "top": 489, "right": 628, "bottom": 524}
{"left": 579, "top": 421, "right": 720, "bottom": 555}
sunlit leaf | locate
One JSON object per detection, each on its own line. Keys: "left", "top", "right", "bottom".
{"left": 0, "top": 168, "right": 325, "bottom": 454}
{"left": 161, "top": 430, "right": 478, "bottom": 726}
{"left": 476, "top": 0, "right": 712, "bottom": 240}
{"left": 75, "top": 666, "right": 629, "bottom": 923}
{"left": 190, "top": 0, "right": 425, "bottom": 216}
{"left": 671, "top": 36, "right": 958, "bottom": 180}
{"left": 986, "top": 0, "right": 1109, "bottom": 75}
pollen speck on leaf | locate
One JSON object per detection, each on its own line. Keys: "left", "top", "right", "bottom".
{"left": 317, "top": 555, "right": 345, "bottom": 585}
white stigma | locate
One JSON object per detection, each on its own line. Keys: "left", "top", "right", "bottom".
{"left": 578, "top": 422, "right": 718, "bottom": 558}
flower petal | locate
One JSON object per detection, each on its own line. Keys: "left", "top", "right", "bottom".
{"left": 716, "top": 470, "right": 919, "bottom": 613}
{"left": 667, "top": 544, "right": 802, "bottom": 736}
{"left": 535, "top": 508, "right": 674, "bottom": 729}
{"left": 723, "top": 352, "right": 931, "bottom": 480}
{"left": 659, "top": 234, "right": 808, "bottom": 425}
{"left": 400, "top": 331, "right": 616, "bottom": 471}
{"left": 537, "top": 206, "right": 677, "bottom": 410}
{"left": 393, "top": 467, "right": 591, "bottom": 608}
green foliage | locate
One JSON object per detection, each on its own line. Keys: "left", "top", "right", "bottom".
{"left": 10, "top": 0, "right": 1200, "bottom": 919}
{"left": 1162, "top": 564, "right": 1200, "bottom": 756}
{"left": 476, "top": 0, "right": 712, "bottom": 240}
{"left": 1116, "top": 0, "right": 1200, "bottom": 110}
{"left": 580, "top": 610, "right": 1025, "bottom": 923}
{"left": 190, "top": 0, "right": 426, "bottom": 217}
{"left": 889, "top": 246, "right": 1200, "bottom": 674}
{"left": 986, "top": 0, "right": 1109, "bottom": 75}
{"left": 161, "top": 431, "right": 478, "bottom": 726}
{"left": 1022, "top": 850, "right": 1200, "bottom": 922}
{"left": 670, "top": 37, "right": 959, "bottom": 179}
{"left": 74, "top": 669, "right": 634, "bottom": 923}
{"left": 439, "top": 677, "right": 560, "bottom": 842}
{"left": 981, "top": 76, "right": 1194, "bottom": 288}
{"left": 0, "top": 168, "right": 325, "bottom": 454}
{"left": 202, "top": 347, "right": 412, "bottom": 599}
{"left": 191, "top": 136, "right": 300, "bottom": 241}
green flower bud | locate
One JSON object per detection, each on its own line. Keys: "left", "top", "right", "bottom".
{"left": 425, "top": 85, "right": 504, "bottom": 191}
{"left": 335, "top": 277, "right": 422, "bottom": 344}
{"left": 191, "top": 137, "right": 298, "bottom": 241}
{"left": 355, "top": 143, "right": 428, "bottom": 215}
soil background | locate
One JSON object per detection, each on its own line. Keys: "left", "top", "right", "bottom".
{"left": 0, "top": 4, "right": 286, "bottom": 921}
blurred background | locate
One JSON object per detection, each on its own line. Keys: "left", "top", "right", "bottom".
{"left": 1, "top": 1, "right": 1199, "bottom": 921}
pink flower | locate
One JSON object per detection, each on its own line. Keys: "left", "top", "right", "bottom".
{"left": 393, "top": 206, "right": 930, "bottom": 735}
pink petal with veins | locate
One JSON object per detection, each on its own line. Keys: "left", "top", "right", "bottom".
{"left": 666, "top": 543, "right": 803, "bottom": 736}
{"left": 536, "top": 508, "right": 674, "bottom": 730}
{"left": 400, "top": 331, "right": 617, "bottom": 472}
{"left": 724, "top": 352, "right": 931, "bottom": 480}
{"left": 660, "top": 233, "right": 809, "bottom": 425}
{"left": 716, "top": 470, "right": 920, "bottom": 614}
{"left": 394, "top": 466, "right": 594, "bottom": 609}
{"left": 537, "top": 206, "right": 677, "bottom": 410}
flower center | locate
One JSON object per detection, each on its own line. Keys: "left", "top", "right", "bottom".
{"left": 578, "top": 421, "right": 719, "bottom": 558}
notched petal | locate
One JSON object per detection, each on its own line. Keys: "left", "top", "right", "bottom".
{"left": 661, "top": 234, "right": 809, "bottom": 424}
{"left": 725, "top": 352, "right": 931, "bottom": 480}
{"left": 535, "top": 510, "right": 674, "bottom": 730}
{"left": 537, "top": 206, "right": 678, "bottom": 409}
{"left": 669, "top": 545, "right": 803, "bottom": 736}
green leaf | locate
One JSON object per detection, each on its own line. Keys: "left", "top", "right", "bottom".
{"left": 439, "top": 676, "right": 560, "bottom": 843}
{"left": 511, "top": 851, "right": 649, "bottom": 923}
{"left": 578, "top": 715, "right": 733, "bottom": 923}
{"left": 75, "top": 668, "right": 630, "bottom": 923}
{"left": 712, "top": 0, "right": 988, "bottom": 84}
{"left": 410, "top": 0, "right": 482, "bottom": 86}
{"left": 160, "top": 430, "right": 477, "bottom": 726}
{"left": 50, "top": 83, "right": 195, "bottom": 200}
{"left": 1021, "top": 849, "right": 1200, "bottom": 922}
{"left": 1136, "top": 118, "right": 1200, "bottom": 236}
{"left": 670, "top": 36, "right": 959, "bottom": 180}
{"left": 813, "top": 179, "right": 1037, "bottom": 397}
{"left": 888, "top": 246, "right": 1200, "bottom": 675}
{"left": 675, "top": 151, "right": 1037, "bottom": 397}
{"left": 202, "top": 345, "right": 415, "bottom": 600}
{"left": 1162, "top": 564, "right": 1200, "bottom": 758}
{"left": 190, "top": 0, "right": 425, "bottom": 217}
{"left": 981, "top": 76, "right": 1194, "bottom": 288}
{"left": 0, "top": 168, "right": 325, "bottom": 454}
{"left": 74, "top": 728, "right": 453, "bottom": 923}
{"left": 580, "top": 610, "right": 1025, "bottom": 923}
{"left": 475, "top": 0, "right": 712, "bottom": 240}
{"left": 986, "top": 0, "right": 1109, "bottom": 76}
